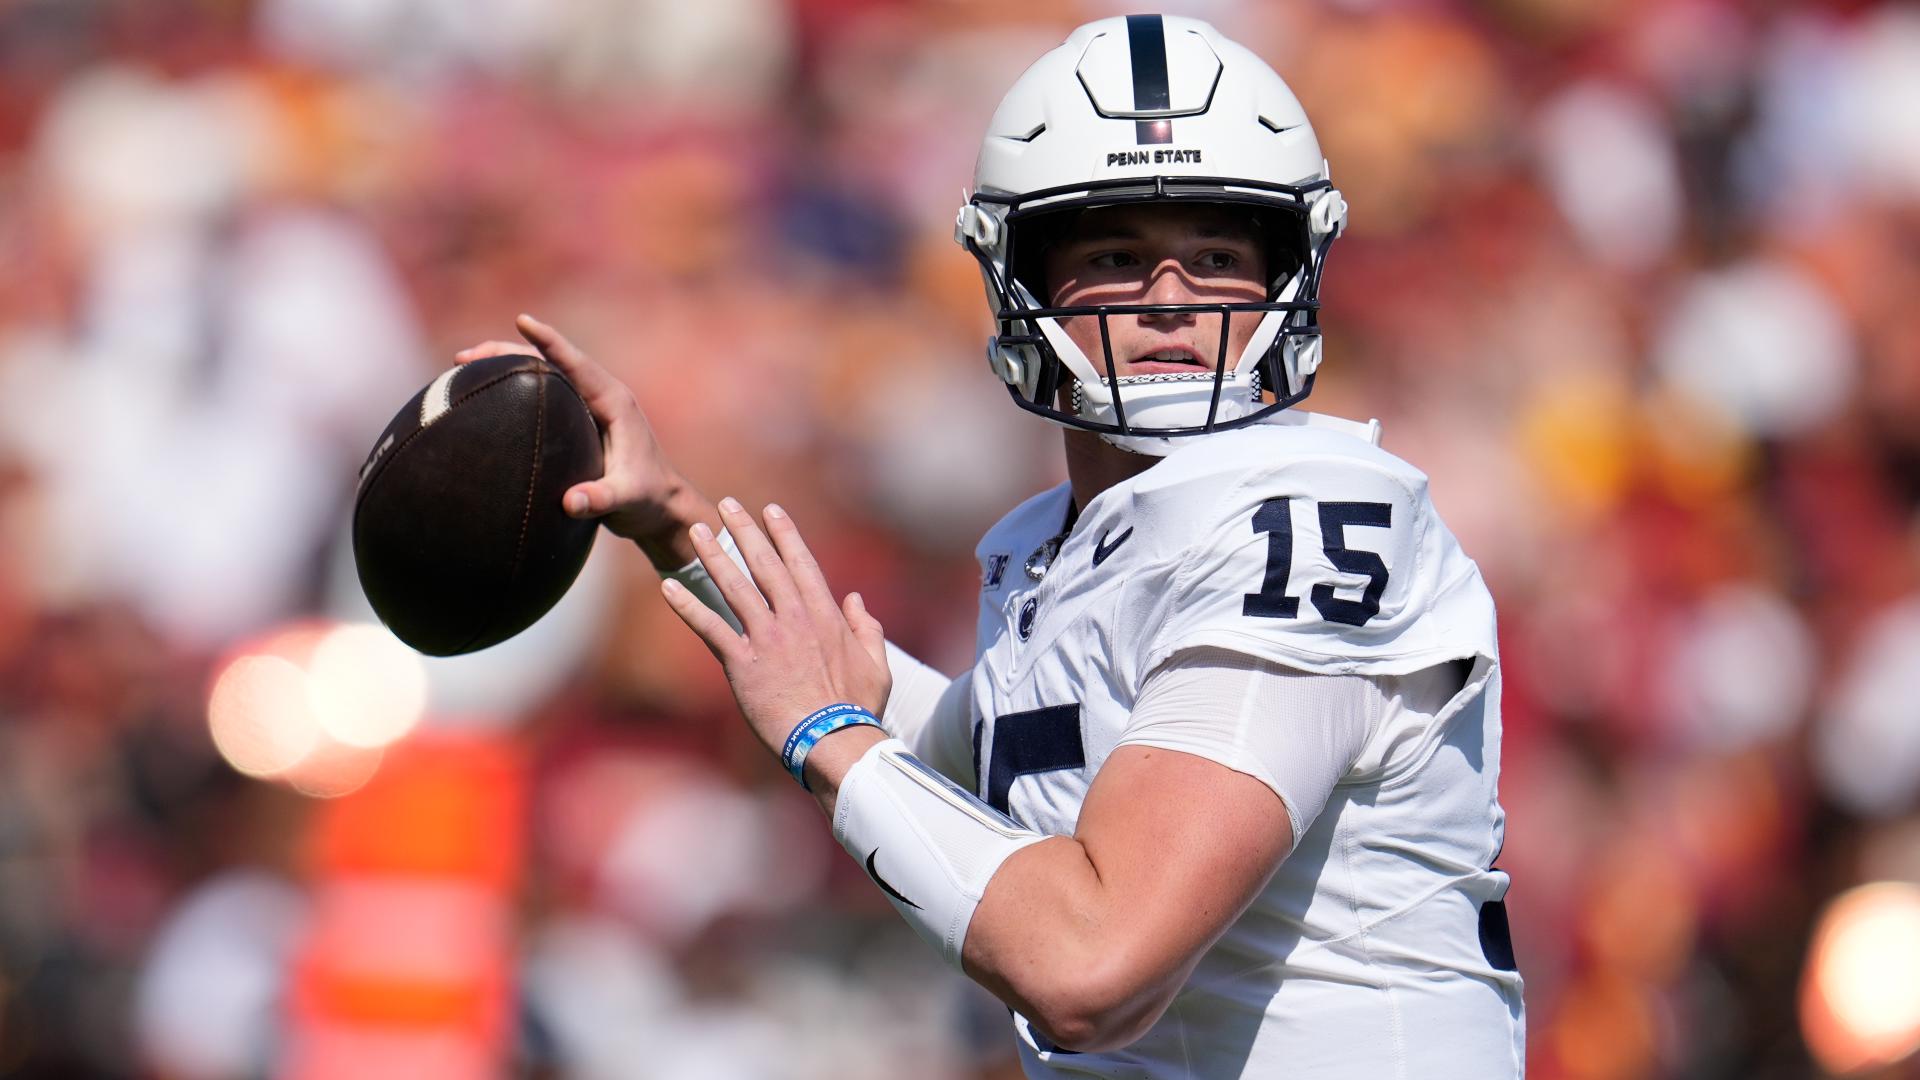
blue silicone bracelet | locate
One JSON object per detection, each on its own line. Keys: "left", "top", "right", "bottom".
{"left": 782, "top": 703, "right": 884, "bottom": 789}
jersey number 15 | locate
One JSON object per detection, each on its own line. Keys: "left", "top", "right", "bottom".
{"left": 1241, "top": 498, "right": 1392, "bottom": 628}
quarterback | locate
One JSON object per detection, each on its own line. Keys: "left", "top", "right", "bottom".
{"left": 461, "top": 14, "right": 1524, "bottom": 1077}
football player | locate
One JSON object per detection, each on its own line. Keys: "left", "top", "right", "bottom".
{"left": 460, "top": 14, "right": 1523, "bottom": 1076}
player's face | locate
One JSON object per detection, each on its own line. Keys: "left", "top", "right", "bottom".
{"left": 1042, "top": 204, "right": 1269, "bottom": 378}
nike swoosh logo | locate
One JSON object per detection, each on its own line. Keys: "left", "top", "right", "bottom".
{"left": 866, "top": 849, "right": 921, "bottom": 910}
{"left": 1092, "top": 526, "right": 1134, "bottom": 568}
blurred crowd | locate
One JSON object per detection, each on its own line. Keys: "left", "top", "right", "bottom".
{"left": 1, "top": 0, "right": 1918, "bottom": 1077}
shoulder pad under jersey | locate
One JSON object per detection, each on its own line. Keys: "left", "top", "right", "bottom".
{"left": 1130, "top": 419, "right": 1496, "bottom": 678}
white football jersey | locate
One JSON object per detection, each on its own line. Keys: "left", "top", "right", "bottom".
{"left": 964, "top": 411, "right": 1524, "bottom": 1078}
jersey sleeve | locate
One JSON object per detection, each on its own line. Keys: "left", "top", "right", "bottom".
{"left": 881, "top": 642, "right": 976, "bottom": 788}
{"left": 1116, "top": 648, "right": 1378, "bottom": 846}
{"left": 1140, "top": 452, "right": 1482, "bottom": 680}
{"left": 1118, "top": 649, "right": 1473, "bottom": 845}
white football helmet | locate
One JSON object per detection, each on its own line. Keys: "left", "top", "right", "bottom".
{"left": 956, "top": 15, "right": 1346, "bottom": 456}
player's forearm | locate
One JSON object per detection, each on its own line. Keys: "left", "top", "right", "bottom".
{"left": 805, "top": 737, "right": 1187, "bottom": 1052}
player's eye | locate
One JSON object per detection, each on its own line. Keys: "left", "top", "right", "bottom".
{"left": 1197, "top": 250, "right": 1240, "bottom": 273}
{"left": 1088, "top": 250, "right": 1140, "bottom": 271}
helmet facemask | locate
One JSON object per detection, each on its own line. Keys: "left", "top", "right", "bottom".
{"left": 959, "top": 176, "right": 1342, "bottom": 456}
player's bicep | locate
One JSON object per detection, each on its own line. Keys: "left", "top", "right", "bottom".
{"left": 1072, "top": 744, "right": 1292, "bottom": 990}
{"left": 960, "top": 743, "right": 1291, "bottom": 1050}
{"left": 1116, "top": 648, "right": 1378, "bottom": 845}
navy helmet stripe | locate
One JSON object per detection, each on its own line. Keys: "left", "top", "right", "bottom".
{"left": 1126, "top": 15, "right": 1173, "bottom": 146}
{"left": 1126, "top": 14, "right": 1171, "bottom": 110}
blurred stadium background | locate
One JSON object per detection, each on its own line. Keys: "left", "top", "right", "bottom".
{"left": 1, "top": 0, "right": 1919, "bottom": 1076}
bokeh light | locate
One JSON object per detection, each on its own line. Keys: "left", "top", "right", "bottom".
{"left": 208, "top": 653, "right": 321, "bottom": 778}
{"left": 307, "top": 622, "right": 427, "bottom": 749}
{"left": 206, "top": 620, "right": 415, "bottom": 797}
{"left": 1801, "top": 881, "right": 1920, "bottom": 1074}
{"left": 284, "top": 738, "right": 386, "bottom": 800}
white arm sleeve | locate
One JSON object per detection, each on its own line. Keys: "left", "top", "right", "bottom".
{"left": 833, "top": 739, "right": 1044, "bottom": 969}
{"left": 882, "top": 643, "right": 977, "bottom": 788}
{"left": 660, "top": 529, "right": 751, "bottom": 632}
{"left": 1116, "top": 648, "right": 1460, "bottom": 847}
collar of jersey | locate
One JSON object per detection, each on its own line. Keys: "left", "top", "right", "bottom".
{"left": 1082, "top": 409, "right": 1383, "bottom": 528}
{"left": 1012, "top": 410, "right": 1384, "bottom": 581}
{"left": 1244, "top": 408, "right": 1383, "bottom": 447}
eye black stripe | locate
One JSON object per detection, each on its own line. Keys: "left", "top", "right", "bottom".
{"left": 1126, "top": 15, "right": 1174, "bottom": 146}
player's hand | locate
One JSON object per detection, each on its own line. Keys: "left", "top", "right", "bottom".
{"left": 661, "top": 498, "right": 892, "bottom": 757}
{"left": 455, "top": 315, "right": 715, "bottom": 567}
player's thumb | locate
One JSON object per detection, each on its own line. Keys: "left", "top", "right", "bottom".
{"left": 843, "top": 592, "right": 886, "bottom": 668}
{"left": 563, "top": 482, "right": 605, "bottom": 518}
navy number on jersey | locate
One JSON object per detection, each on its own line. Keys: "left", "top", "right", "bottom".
{"left": 1241, "top": 497, "right": 1301, "bottom": 619}
{"left": 1241, "top": 498, "right": 1393, "bottom": 627}
{"left": 980, "top": 704, "right": 1085, "bottom": 815}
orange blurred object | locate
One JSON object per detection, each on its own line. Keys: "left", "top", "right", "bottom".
{"left": 307, "top": 735, "right": 525, "bottom": 889}
{"left": 1546, "top": 968, "right": 1662, "bottom": 1080}
{"left": 287, "top": 734, "right": 528, "bottom": 1079}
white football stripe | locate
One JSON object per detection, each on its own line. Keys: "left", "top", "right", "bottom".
{"left": 420, "top": 366, "right": 460, "bottom": 427}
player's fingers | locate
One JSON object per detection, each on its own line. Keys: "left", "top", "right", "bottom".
{"left": 660, "top": 578, "right": 742, "bottom": 661}
{"left": 690, "top": 520, "right": 769, "bottom": 630}
{"left": 515, "top": 313, "right": 590, "bottom": 366}
{"left": 843, "top": 592, "right": 887, "bottom": 671}
{"left": 716, "top": 497, "right": 803, "bottom": 615}
{"left": 762, "top": 504, "right": 843, "bottom": 626}
{"left": 453, "top": 341, "right": 530, "bottom": 364}
{"left": 587, "top": 416, "right": 660, "bottom": 499}
{"left": 515, "top": 314, "right": 632, "bottom": 416}
{"left": 509, "top": 320, "right": 675, "bottom": 514}
{"left": 562, "top": 480, "right": 611, "bottom": 519}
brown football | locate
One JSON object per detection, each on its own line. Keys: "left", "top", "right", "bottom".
{"left": 352, "top": 354, "right": 602, "bottom": 656}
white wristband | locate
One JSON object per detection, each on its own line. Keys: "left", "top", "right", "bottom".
{"left": 661, "top": 528, "right": 751, "bottom": 632}
{"left": 832, "top": 738, "right": 1046, "bottom": 968}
